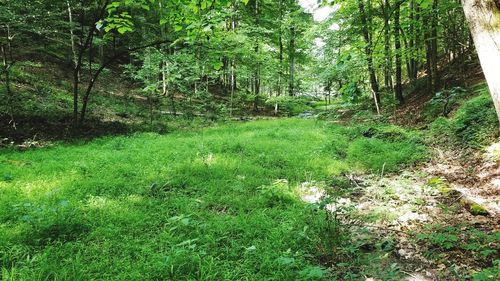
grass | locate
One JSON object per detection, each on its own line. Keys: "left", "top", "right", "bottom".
{"left": 0, "top": 119, "right": 427, "bottom": 280}
{"left": 428, "top": 83, "right": 499, "bottom": 148}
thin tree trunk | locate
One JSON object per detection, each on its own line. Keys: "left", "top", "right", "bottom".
{"left": 383, "top": 0, "right": 393, "bottom": 90}
{"left": 159, "top": 0, "right": 168, "bottom": 97}
{"left": 277, "top": 0, "right": 283, "bottom": 100}
{"left": 431, "top": 0, "right": 439, "bottom": 92}
{"left": 409, "top": 0, "right": 418, "bottom": 81}
{"left": 230, "top": 1, "right": 237, "bottom": 117}
{"left": 253, "top": 0, "right": 260, "bottom": 111}
{"left": 424, "top": 8, "right": 434, "bottom": 93}
{"left": 394, "top": 1, "right": 404, "bottom": 104}
{"left": 67, "top": 0, "right": 78, "bottom": 67}
{"left": 1, "top": 36, "right": 16, "bottom": 129}
{"left": 357, "top": 0, "right": 380, "bottom": 105}
{"left": 73, "top": 0, "right": 109, "bottom": 126}
{"left": 288, "top": 25, "right": 295, "bottom": 97}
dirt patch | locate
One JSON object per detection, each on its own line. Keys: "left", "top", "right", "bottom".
{"left": 299, "top": 160, "right": 498, "bottom": 279}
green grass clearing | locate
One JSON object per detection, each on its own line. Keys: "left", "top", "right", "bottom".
{"left": 0, "top": 119, "right": 427, "bottom": 280}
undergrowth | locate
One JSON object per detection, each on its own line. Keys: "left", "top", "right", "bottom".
{"left": 428, "top": 84, "right": 499, "bottom": 148}
{"left": 0, "top": 119, "right": 426, "bottom": 280}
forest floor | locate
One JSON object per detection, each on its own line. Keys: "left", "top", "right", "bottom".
{"left": 312, "top": 145, "right": 500, "bottom": 280}
{"left": 1, "top": 118, "right": 498, "bottom": 280}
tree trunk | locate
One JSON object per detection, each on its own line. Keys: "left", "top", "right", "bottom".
{"left": 357, "top": 0, "right": 380, "bottom": 105}
{"left": 288, "top": 25, "right": 295, "bottom": 97}
{"left": 408, "top": 0, "right": 418, "bottom": 81}
{"left": 383, "top": 0, "right": 393, "bottom": 90}
{"left": 276, "top": 29, "right": 283, "bottom": 115}
{"left": 230, "top": 2, "right": 237, "bottom": 117}
{"left": 431, "top": 0, "right": 439, "bottom": 92}
{"left": 67, "top": 0, "right": 77, "bottom": 67}
{"left": 461, "top": 0, "right": 500, "bottom": 122}
{"left": 277, "top": 0, "right": 283, "bottom": 99}
{"left": 394, "top": 1, "right": 404, "bottom": 104}
{"left": 253, "top": 0, "right": 260, "bottom": 111}
{"left": 72, "top": 0, "right": 110, "bottom": 126}
{"left": 424, "top": 9, "right": 434, "bottom": 92}
{"left": 1, "top": 36, "right": 16, "bottom": 129}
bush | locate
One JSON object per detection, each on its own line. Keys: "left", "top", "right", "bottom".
{"left": 265, "top": 96, "right": 315, "bottom": 116}
{"left": 422, "top": 87, "right": 467, "bottom": 120}
{"left": 347, "top": 137, "right": 427, "bottom": 172}
{"left": 430, "top": 92, "right": 499, "bottom": 148}
{"left": 453, "top": 94, "right": 498, "bottom": 147}
{"left": 325, "top": 124, "right": 428, "bottom": 173}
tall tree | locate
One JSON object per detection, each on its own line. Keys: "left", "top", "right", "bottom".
{"left": 383, "top": 0, "right": 393, "bottom": 90}
{"left": 461, "top": 0, "right": 500, "bottom": 122}
{"left": 394, "top": 0, "right": 404, "bottom": 104}
{"left": 288, "top": 24, "right": 295, "bottom": 96}
{"left": 357, "top": 0, "right": 380, "bottom": 105}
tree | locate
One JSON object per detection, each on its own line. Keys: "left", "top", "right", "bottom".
{"left": 0, "top": 23, "right": 15, "bottom": 128}
{"left": 357, "top": 0, "right": 380, "bottom": 105}
{"left": 461, "top": 0, "right": 500, "bottom": 123}
{"left": 394, "top": 0, "right": 404, "bottom": 104}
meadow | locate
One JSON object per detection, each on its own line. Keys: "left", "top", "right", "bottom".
{"left": 0, "top": 119, "right": 427, "bottom": 280}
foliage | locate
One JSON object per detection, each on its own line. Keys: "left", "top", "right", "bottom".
{"left": 324, "top": 124, "right": 428, "bottom": 172}
{"left": 423, "top": 87, "right": 468, "bottom": 119}
{"left": 265, "top": 96, "right": 315, "bottom": 116}
{"left": 473, "top": 260, "right": 500, "bottom": 281}
{"left": 416, "top": 224, "right": 499, "bottom": 264}
{"left": 0, "top": 119, "right": 431, "bottom": 279}
{"left": 430, "top": 88, "right": 499, "bottom": 148}
{"left": 258, "top": 179, "right": 296, "bottom": 206}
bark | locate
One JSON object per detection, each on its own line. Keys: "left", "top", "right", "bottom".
{"left": 424, "top": 9, "right": 434, "bottom": 92}
{"left": 394, "top": 1, "right": 404, "bottom": 104}
{"left": 72, "top": 0, "right": 110, "bottom": 126}
{"left": 357, "top": 0, "right": 380, "bottom": 104}
{"left": 461, "top": 0, "right": 500, "bottom": 122}
{"left": 67, "top": 0, "right": 77, "bottom": 67}
{"left": 277, "top": 0, "right": 284, "bottom": 99}
{"left": 288, "top": 25, "right": 295, "bottom": 96}
{"left": 159, "top": 0, "right": 168, "bottom": 97}
{"left": 230, "top": 1, "right": 237, "bottom": 117}
{"left": 253, "top": 0, "right": 260, "bottom": 111}
{"left": 1, "top": 25, "right": 16, "bottom": 128}
{"left": 408, "top": 0, "right": 418, "bottom": 80}
{"left": 431, "top": 0, "right": 439, "bottom": 92}
{"left": 1, "top": 48, "right": 14, "bottom": 128}
{"left": 383, "top": 0, "right": 393, "bottom": 90}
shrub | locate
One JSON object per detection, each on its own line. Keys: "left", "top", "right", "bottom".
{"left": 429, "top": 89, "right": 499, "bottom": 148}
{"left": 347, "top": 138, "right": 427, "bottom": 172}
{"left": 265, "top": 96, "right": 315, "bottom": 116}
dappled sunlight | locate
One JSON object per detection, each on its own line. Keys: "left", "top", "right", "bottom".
{"left": 1, "top": 118, "right": 496, "bottom": 279}
{"left": 6, "top": 176, "right": 79, "bottom": 199}
{"left": 85, "top": 195, "right": 121, "bottom": 210}
{"left": 2, "top": 0, "right": 499, "bottom": 277}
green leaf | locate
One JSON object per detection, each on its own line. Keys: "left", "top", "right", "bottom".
{"left": 212, "top": 61, "right": 223, "bottom": 70}
{"left": 418, "top": 0, "right": 432, "bottom": 9}
{"left": 117, "top": 26, "right": 132, "bottom": 34}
